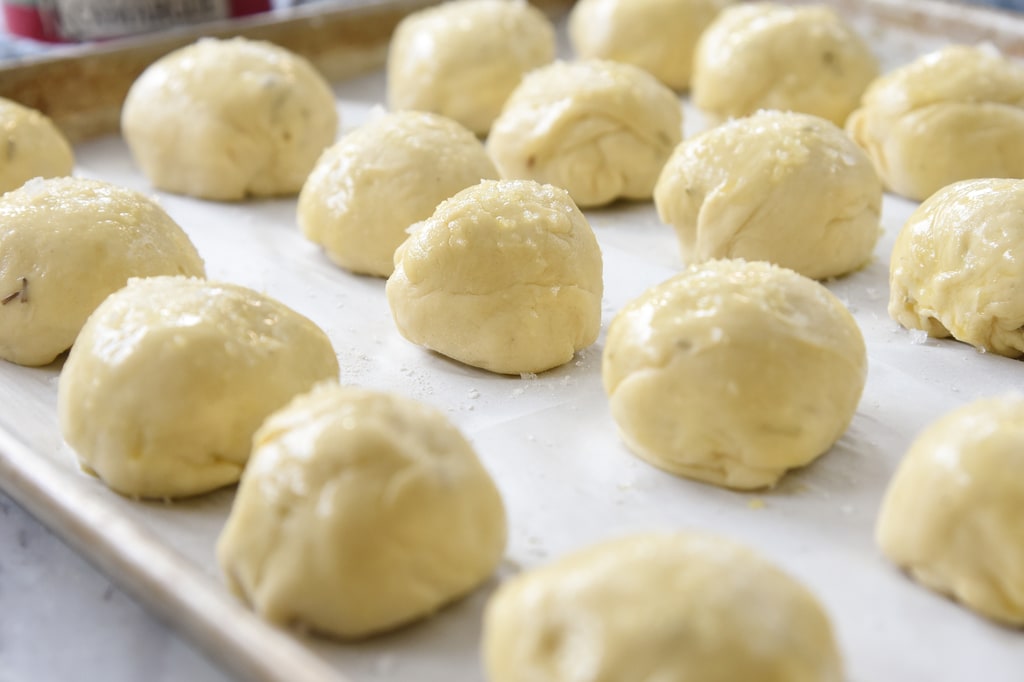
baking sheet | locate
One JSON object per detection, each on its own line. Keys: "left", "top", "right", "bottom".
{"left": 4, "top": 4, "right": 1024, "bottom": 681}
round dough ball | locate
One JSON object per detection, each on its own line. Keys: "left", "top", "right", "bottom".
{"left": 218, "top": 382, "right": 507, "bottom": 638}
{"left": 847, "top": 45, "right": 1024, "bottom": 201}
{"left": 122, "top": 37, "right": 338, "bottom": 200}
{"left": 0, "top": 177, "right": 204, "bottom": 367}
{"left": 0, "top": 97, "right": 74, "bottom": 193}
{"left": 387, "top": 0, "right": 556, "bottom": 136}
{"left": 889, "top": 178, "right": 1024, "bottom": 357}
{"left": 58, "top": 277, "right": 339, "bottom": 499}
{"left": 654, "top": 110, "right": 881, "bottom": 280}
{"left": 602, "top": 260, "right": 866, "bottom": 489}
{"left": 386, "top": 179, "right": 603, "bottom": 375}
{"left": 568, "top": 0, "right": 734, "bottom": 90}
{"left": 298, "top": 111, "right": 498, "bottom": 277}
{"left": 484, "top": 532, "right": 844, "bottom": 682}
{"left": 487, "top": 59, "right": 683, "bottom": 208}
{"left": 692, "top": 3, "right": 877, "bottom": 125}
{"left": 877, "top": 395, "right": 1024, "bottom": 626}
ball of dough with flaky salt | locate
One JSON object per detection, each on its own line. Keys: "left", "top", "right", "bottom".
{"left": 654, "top": 110, "right": 881, "bottom": 280}
{"left": 603, "top": 260, "right": 866, "bottom": 490}
{"left": 847, "top": 45, "right": 1024, "bottom": 201}
{"left": 487, "top": 59, "right": 683, "bottom": 208}
{"left": 387, "top": 0, "right": 555, "bottom": 136}
{"left": 693, "top": 3, "right": 877, "bottom": 125}
{"left": 298, "top": 111, "right": 498, "bottom": 277}
{"left": 0, "top": 177, "right": 204, "bottom": 367}
{"left": 386, "top": 179, "right": 603, "bottom": 375}
{"left": 122, "top": 37, "right": 338, "bottom": 200}
{"left": 0, "top": 97, "right": 74, "bottom": 193}
{"left": 889, "top": 178, "right": 1024, "bottom": 357}
{"left": 218, "top": 382, "right": 507, "bottom": 638}
{"left": 484, "top": 532, "right": 844, "bottom": 682}
{"left": 58, "top": 277, "right": 339, "bottom": 499}
{"left": 877, "top": 395, "right": 1024, "bottom": 626}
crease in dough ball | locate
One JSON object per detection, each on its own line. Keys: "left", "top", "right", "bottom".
{"left": 877, "top": 395, "right": 1024, "bottom": 626}
{"left": 387, "top": 0, "right": 556, "bottom": 136}
{"left": 386, "top": 179, "right": 603, "bottom": 375}
{"left": 298, "top": 111, "right": 498, "bottom": 277}
{"left": 692, "top": 3, "right": 877, "bottom": 125}
{"left": 57, "top": 276, "right": 339, "bottom": 499}
{"left": 217, "top": 382, "right": 507, "bottom": 639}
{"left": 889, "top": 178, "right": 1024, "bottom": 357}
{"left": 0, "top": 97, "right": 74, "bottom": 193}
{"left": 847, "top": 44, "right": 1024, "bottom": 201}
{"left": 487, "top": 59, "right": 683, "bottom": 208}
{"left": 654, "top": 110, "right": 882, "bottom": 280}
{"left": 122, "top": 37, "right": 338, "bottom": 200}
{"left": 0, "top": 177, "right": 204, "bottom": 367}
{"left": 602, "top": 259, "right": 867, "bottom": 490}
{"left": 484, "top": 532, "right": 844, "bottom": 682}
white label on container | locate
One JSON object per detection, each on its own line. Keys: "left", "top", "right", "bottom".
{"left": 45, "top": 0, "right": 231, "bottom": 40}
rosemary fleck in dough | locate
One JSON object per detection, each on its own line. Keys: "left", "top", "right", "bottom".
{"left": 0, "top": 97, "right": 74, "bottom": 193}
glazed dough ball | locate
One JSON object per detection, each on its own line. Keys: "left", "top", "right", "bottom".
{"left": 603, "top": 260, "right": 866, "bottom": 489}
{"left": 568, "top": 0, "right": 734, "bottom": 90}
{"left": 0, "top": 177, "right": 204, "bottom": 367}
{"left": 877, "top": 395, "right": 1024, "bottom": 626}
{"left": 484, "top": 532, "right": 844, "bottom": 682}
{"left": 693, "top": 3, "right": 877, "bottom": 125}
{"left": 847, "top": 45, "right": 1024, "bottom": 201}
{"left": 387, "top": 180, "right": 603, "bottom": 375}
{"left": 58, "top": 277, "right": 339, "bottom": 499}
{"left": 218, "top": 383, "right": 507, "bottom": 638}
{"left": 298, "top": 111, "right": 498, "bottom": 277}
{"left": 889, "top": 179, "right": 1024, "bottom": 356}
{"left": 654, "top": 110, "right": 881, "bottom": 280}
{"left": 122, "top": 37, "right": 338, "bottom": 200}
{"left": 387, "top": 0, "right": 556, "bottom": 136}
{"left": 0, "top": 97, "right": 74, "bottom": 193}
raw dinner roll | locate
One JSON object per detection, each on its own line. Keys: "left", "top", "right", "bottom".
{"left": 847, "top": 45, "right": 1024, "bottom": 201}
{"left": 0, "top": 177, "right": 204, "bottom": 366}
{"left": 889, "top": 179, "right": 1024, "bottom": 357}
{"left": 121, "top": 37, "right": 338, "bottom": 200}
{"left": 298, "top": 111, "right": 498, "bottom": 277}
{"left": 58, "top": 277, "right": 339, "bottom": 499}
{"left": 387, "top": 180, "right": 603, "bottom": 375}
{"left": 387, "top": 0, "right": 555, "bottom": 136}
{"left": 218, "top": 383, "right": 507, "bottom": 638}
{"left": 602, "top": 260, "right": 866, "bottom": 489}
{"left": 877, "top": 395, "right": 1024, "bottom": 626}
{"left": 692, "top": 3, "right": 877, "bottom": 125}
{"left": 0, "top": 97, "right": 74, "bottom": 193}
{"left": 484, "top": 532, "right": 844, "bottom": 682}
{"left": 568, "top": 0, "right": 734, "bottom": 90}
{"left": 654, "top": 110, "right": 882, "bottom": 280}
{"left": 487, "top": 59, "right": 683, "bottom": 208}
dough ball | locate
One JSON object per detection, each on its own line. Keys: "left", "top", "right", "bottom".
{"left": 602, "top": 260, "right": 866, "bottom": 489}
{"left": 0, "top": 97, "right": 74, "bottom": 193}
{"left": 218, "top": 382, "right": 507, "bottom": 638}
{"left": 847, "top": 45, "right": 1024, "bottom": 201}
{"left": 889, "top": 178, "right": 1024, "bottom": 357}
{"left": 654, "top": 110, "right": 881, "bottom": 280}
{"left": 692, "top": 3, "right": 877, "bottom": 125}
{"left": 386, "top": 179, "right": 603, "bottom": 375}
{"left": 122, "top": 37, "right": 338, "bottom": 200}
{"left": 387, "top": 0, "right": 556, "bottom": 136}
{"left": 0, "top": 177, "right": 204, "bottom": 367}
{"left": 58, "top": 276, "right": 339, "bottom": 499}
{"left": 487, "top": 59, "right": 683, "bottom": 208}
{"left": 484, "top": 532, "right": 844, "bottom": 682}
{"left": 298, "top": 111, "right": 498, "bottom": 277}
{"left": 877, "top": 395, "right": 1024, "bottom": 626}
{"left": 568, "top": 0, "right": 734, "bottom": 90}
